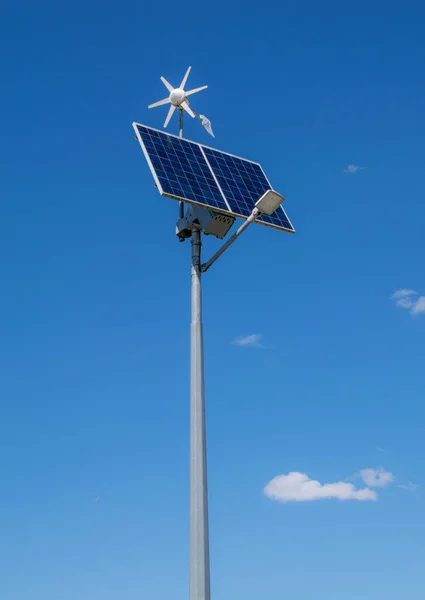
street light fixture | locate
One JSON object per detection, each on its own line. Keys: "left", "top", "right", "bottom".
{"left": 201, "top": 191, "right": 284, "bottom": 273}
{"left": 255, "top": 189, "right": 285, "bottom": 215}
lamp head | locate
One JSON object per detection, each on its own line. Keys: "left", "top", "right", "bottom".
{"left": 255, "top": 190, "right": 285, "bottom": 215}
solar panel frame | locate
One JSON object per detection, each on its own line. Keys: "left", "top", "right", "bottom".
{"left": 133, "top": 122, "right": 295, "bottom": 234}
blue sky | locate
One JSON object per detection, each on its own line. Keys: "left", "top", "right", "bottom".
{"left": 1, "top": 1, "right": 425, "bottom": 599}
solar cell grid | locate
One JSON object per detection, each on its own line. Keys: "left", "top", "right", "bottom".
{"left": 134, "top": 123, "right": 295, "bottom": 234}
{"left": 136, "top": 125, "right": 229, "bottom": 212}
{"left": 257, "top": 208, "right": 294, "bottom": 231}
{"left": 203, "top": 148, "right": 271, "bottom": 219}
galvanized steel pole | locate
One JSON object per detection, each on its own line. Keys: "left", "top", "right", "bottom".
{"left": 190, "top": 227, "right": 211, "bottom": 600}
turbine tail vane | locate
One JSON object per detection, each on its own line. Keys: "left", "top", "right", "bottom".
{"left": 199, "top": 114, "right": 215, "bottom": 138}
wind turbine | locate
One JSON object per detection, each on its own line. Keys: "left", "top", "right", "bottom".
{"left": 148, "top": 66, "right": 214, "bottom": 137}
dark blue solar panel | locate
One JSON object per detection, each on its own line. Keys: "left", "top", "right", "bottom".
{"left": 136, "top": 125, "right": 229, "bottom": 213}
{"left": 257, "top": 206, "right": 295, "bottom": 232}
{"left": 134, "top": 124, "right": 295, "bottom": 233}
{"left": 202, "top": 148, "right": 269, "bottom": 217}
{"left": 202, "top": 147, "right": 294, "bottom": 233}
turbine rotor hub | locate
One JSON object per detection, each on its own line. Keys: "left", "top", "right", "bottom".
{"left": 170, "top": 88, "right": 186, "bottom": 106}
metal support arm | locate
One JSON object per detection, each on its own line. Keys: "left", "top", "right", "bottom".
{"left": 200, "top": 208, "right": 259, "bottom": 273}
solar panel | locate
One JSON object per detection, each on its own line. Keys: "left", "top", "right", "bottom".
{"left": 202, "top": 147, "right": 294, "bottom": 233}
{"left": 134, "top": 123, "right": 295, "bottom": 234}
{"left": 202, "top": 147, "right": 269, "bottom": 217}
{"left": 136, "top": 125, "right": 229, "bottom": 213}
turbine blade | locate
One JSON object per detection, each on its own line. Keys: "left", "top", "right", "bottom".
{"left": 185, "top": 85, "right": 208, "bottom": 96}
{"left": 148, "top": 97, "right": 170, "bottom": 109}
{"left": 181, "top": 100, "right": 196, "bottom": 118}
{"left": 164, "top": 104, "right": 176, "bottom": 128}
{"left": 180, "top": 66, "right": 191, "bottom": 89}
{"left": 160, "top": 76, "right": 174, "bottom": 93}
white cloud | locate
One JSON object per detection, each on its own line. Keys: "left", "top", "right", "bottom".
{"left": 359, "top": 468, "right": 394, "bottom": 488}
{"left": 344, "top": 164, "right": 364, "bottom": 173}
{"left": 398, "top": 482, "right": 419, "bottom": 492}
{"left": 232, "top": 334, "right": 264, "bottom": 347}
{"left": 391, "top": 289, "right": 417, "bottom": 299}
{"left": 396, "top": 297, "right": 414, "bottom": 309}
{"left": 411, "top": 296, "right": 425, "bottom": 315}
{"left": 390, "top": 289, "right": 425, "bottom": 316}
{"left": 264, "top": 472, "right": 377, "bottom": 502}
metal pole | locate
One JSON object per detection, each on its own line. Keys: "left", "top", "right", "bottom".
{"left": 190, "top": 227, "right": 211, "bottom": 600}
{"left": 179, "top": 108, "right": 184, "bottom": 138}
{"left": 179, "top": 109, "right": 184, "bottom": 219}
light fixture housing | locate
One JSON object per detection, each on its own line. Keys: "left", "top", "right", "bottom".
{"left": 255, "top": 189, "right": 285, "bottom": 215}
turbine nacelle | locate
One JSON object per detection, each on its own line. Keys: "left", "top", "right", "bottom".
{"left": 169, "top": 88, "right": 186, "bottom": 106}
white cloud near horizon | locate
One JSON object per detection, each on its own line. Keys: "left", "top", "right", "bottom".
{"left": 359, "top": 468, "right": 394, "bottom": 488}
{"left": 390, "top": 289, "right": 425, "bottom": 316}
{"left": 232, "top": 334, "right": 264, "bottom": 347}
{"left": 264, "top": 472, "right": 377, "bottom": 503}
{"left": 344, "top": 164, "right": 364, "bottom": 173}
